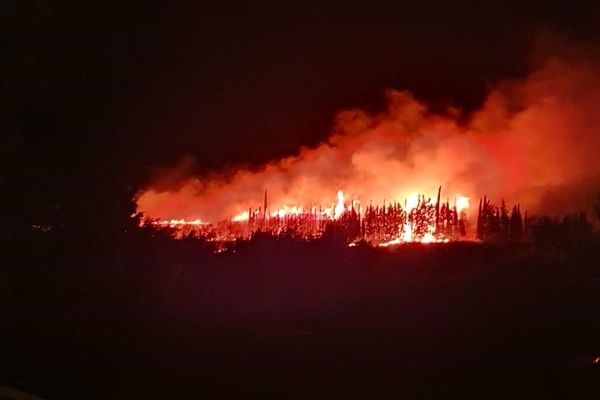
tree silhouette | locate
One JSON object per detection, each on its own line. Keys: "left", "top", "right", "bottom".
{"left": 500, "top": 200, "right": 510, "bottom": 240}
{"left": 509, "top": 205, "right": 523, "bottom": 242}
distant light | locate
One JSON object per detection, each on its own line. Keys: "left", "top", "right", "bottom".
{"left": 32, "top": 224, "right": 52, "bottom": 233}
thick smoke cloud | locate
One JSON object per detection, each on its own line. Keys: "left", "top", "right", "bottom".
{"left": 136, "top": 39, "right": 600, "bottom": 223}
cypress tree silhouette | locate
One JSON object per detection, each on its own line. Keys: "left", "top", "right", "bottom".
{"left": 476, "top": 197, "right": 484, "bottom": 240}
{"left": 509, "top": 205, "right": 523, "bottom": 241}
{"left": 500, "top": 200, "right": 510, "bottom": 241}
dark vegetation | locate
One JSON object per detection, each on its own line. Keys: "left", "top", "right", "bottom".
{"left": 2, "top": 219, "right": 600, "bottom": 399}
{"left": 476, "top": 197, "right": 596, "bottom": 246}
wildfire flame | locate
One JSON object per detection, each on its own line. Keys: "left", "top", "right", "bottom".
{"left": 456, "top": 196, "right": 470, "bottom": 214}
{"left": 334, "top": 190, "right": 345, "bottom": 219}
{"left": 150, "top": 218, "right": 206, "bottom": 228}
{"left": 143, "top": 188, "right": 469, "bottom": 246}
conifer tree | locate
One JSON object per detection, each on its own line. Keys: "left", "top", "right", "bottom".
{"left": 500, "top": 200, "right": 510, "bottom": 240}
{"left": 476, "top": 198, "right": 484, "bottom": 240}
{"left": 509, "top": 205, "right": 523, "bottom": 241}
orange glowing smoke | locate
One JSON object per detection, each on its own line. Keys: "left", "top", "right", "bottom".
{"left": 136, "top": 39, "right": 600, "bottom": 230}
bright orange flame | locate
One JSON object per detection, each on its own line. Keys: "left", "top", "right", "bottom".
{"left": 421, "top": 233, "right": 436, "bottom": 243}
{"left": 272, "top": 205, "right": 303, "bottom": 218}
{"left": 402, "top": 223, "right": 413, "bottom": 242}
{"left": 405, "top": 193, "right": 419, "bottom": 212}
{"left": 456, "top": 196, "right": 470, "bottom": 215}
{"left": 232, "top": 211, "right": 250, "bottom": 222}
{"left": 334, "top": 190, "right": 345, "bottom": 219}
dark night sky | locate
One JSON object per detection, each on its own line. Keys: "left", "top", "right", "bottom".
{"left": 2, "top": 1, "right": 599, "bottom": 229}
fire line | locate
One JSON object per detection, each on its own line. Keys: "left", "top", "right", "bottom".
{"left": 141, "top": 186, "right": 474, "bottom": 246}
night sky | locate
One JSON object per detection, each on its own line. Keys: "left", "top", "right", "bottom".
{"left": 2, "top": 1, "right": 599, "bottom": 230}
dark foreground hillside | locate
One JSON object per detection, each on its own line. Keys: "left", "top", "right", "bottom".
{"left": 2, "top": 233, "right": 600, "bottom": 399}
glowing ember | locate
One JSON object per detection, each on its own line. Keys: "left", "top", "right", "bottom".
{"left": 152, "top": 218, "right": 205, "bottom": 228}
{"left": 378, "top": 238, "right": 402, "bottom": 247}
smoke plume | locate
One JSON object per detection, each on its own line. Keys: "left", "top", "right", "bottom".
{"left": 136, "top": 38, "right": 600, "bottom": 222}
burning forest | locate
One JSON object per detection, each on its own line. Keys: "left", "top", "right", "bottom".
{"left": 135, "top": 38, "right": 600, "bottom": 246}
{"left": 142, "top": 187, "right": 471, "bottom": 245}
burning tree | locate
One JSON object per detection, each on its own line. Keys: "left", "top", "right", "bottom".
{"left": 140, "top": 186, "right": 471, "bottom": 247}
